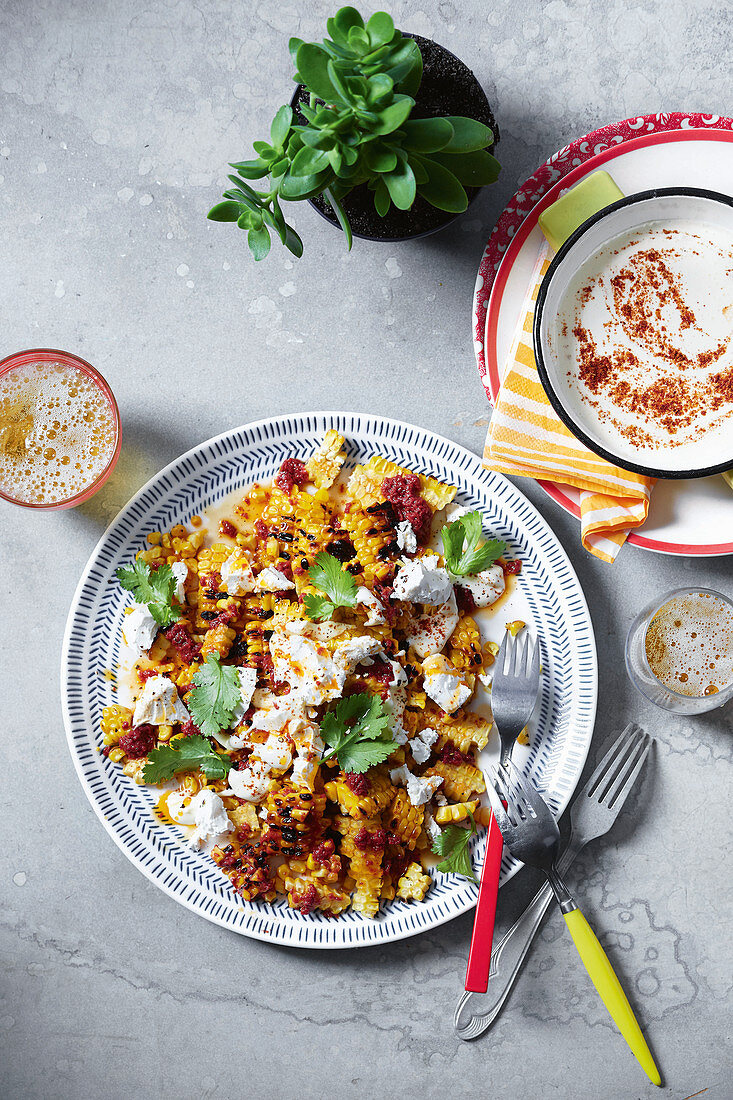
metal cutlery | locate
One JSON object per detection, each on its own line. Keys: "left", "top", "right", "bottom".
{"left": 455, "top": 723, "right": 652, "bottom": 1040}
{"left": 464, "top": 630, "right": 541, "bottom": 993}
{"left": 484, "top": 754, "right": 661, "bottom": 1086}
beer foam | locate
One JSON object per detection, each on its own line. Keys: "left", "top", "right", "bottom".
{"left": 0, "top": 361, "right": 117, "bottom": 504}
{"left": 645, "top": 592, "right": 733, "bottom": 697}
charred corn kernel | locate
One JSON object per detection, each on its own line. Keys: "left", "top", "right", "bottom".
{"left": 422, "top": 760, "right": 486, "bottom": 802}
{"left": 190, "top": 514, "right": 202, "bottom": 527}
{"left": 147, "top": 531, "right": 162, "bottom": 545}
{"left": 436, "top": 710, "right": 491, "bottom": 755}
{"left": 434, "top": 800, "right": 479, "bottom": 825}
{"left": 483, "top": 640, "right": 499, "bottom": 666}
{"left": 347, "top": 454, "right": 456, "bottom": 511}
{"left": 396, "top": 862, "right": 432, "bottom": 902}
{"left": 108, "top": 746, "right": 125, "bottom": 763}
{"left": 181, "top": 773, "right": 201, "bottom": 796}
{"left": 505, "top": 620, "right": 526, "bottom": 637}
{"left": 325, "top": 767, "right": 393, "bottom": 819}
{"left": 122, "top": 758, "right": 147, "bottom": 784}
{"left": 100, "top": 704, "right": 133, "bottom": 745}
{"left": 157, "top": 723, "right": 174, "bottom": 743}
{"left": 449, "top": 615, "right": 484, "bottom": 672}
{"left": 385, "top": 788, "right": 424, "bottom": 850}
{"left": 306, "top": 429, "right": 346, "bottom": 489}
{"left": 473, "top": 806, "right": 492, "bottom": 827}
{"left": 171, "top": 524, "right": 188, "bottom": 538}
{"left": 517, "top": 726, "right": 530, "bottom": 746}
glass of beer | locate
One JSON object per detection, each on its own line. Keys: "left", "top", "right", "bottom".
{"left": 625, "top": 588, "right": 733, "bottom": 714}
{"left": 0, "top": 348, "right": 121, "bottom": 510}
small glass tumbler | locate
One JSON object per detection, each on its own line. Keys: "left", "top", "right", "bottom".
{"left": 625, "top": 587, "right": 733, "bottom": 714}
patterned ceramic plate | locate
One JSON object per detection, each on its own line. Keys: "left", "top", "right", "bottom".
{"left": 61, "top": 413, "right": 597, "bottom": 949}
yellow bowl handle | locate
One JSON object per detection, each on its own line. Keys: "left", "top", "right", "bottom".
{"left": 564, "top": 907, "right": 661, "bottom": 1086}
{"left": 538, "top": 171, "right": 624, "bottom": 252}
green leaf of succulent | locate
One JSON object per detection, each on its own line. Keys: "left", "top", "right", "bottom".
{"left": 384, "top": 159, "right": 416, "bottom": 210}
{"left": 279, "top": 167, "right": 333, "bottom": 200}
{"left": 270, "top": 104, "right": 293, "bottom": 148}
{"left": 288, "top": 36, "right": 304, "bottom": 64}
{"left": 296, "top": 42, "right": 340, "bottom": 102}
{"left": 373, "top": 177, "right": 390, "bottom": 216}
{"left": 248, "top": 224, "right": 271, "bottom": 260}
{"left": 440, "top": 116, "right": 495, "bottom": 153}
{"left": 347, "top": 24, "right": 370, "bottom": 52}
{"left": 284, "top": 223, "right": 304, "bottom": 258}
{"left": 330, "top": 6, "right": 364, "bottom": 43}
{"left": 290, "top": 144, "right": 332, "bottom": 176}
{"left": 416, "top": 157, "right": 468, "bottom": 212}
{"left": 229, "top": 158, "right": 270, "bottom": 179}
{"left": 366, "top": 71, "right": 394, "bottom": 105}
{"left": 364, "top": 143, "right": 397, "bottom": 173}
{"left": 252, "top": 140, "right": 275, "bottom": 157}
{"left": 372, "top": 94, "right": 414, "bottom": 135}
{"left": 324, "top": 187, "right": 353, "bottom": 251}
{"left": 207, "top": 200, "right": 243, "bottom": 223}
{"left": 401, "top": 117, "right": 454, "bottom": 152}
{"left": 366, "top": 11, "right": 395, "bottom": 48}
{"left": 385, "top": 41, "right": 422, "bottom": 94}
{"left": 432, "top": 149, "right": 501, "bottom": 187}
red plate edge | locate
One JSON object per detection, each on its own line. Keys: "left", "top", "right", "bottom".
{"left": 474, "top": 113, "right": 733, "bottom": 557}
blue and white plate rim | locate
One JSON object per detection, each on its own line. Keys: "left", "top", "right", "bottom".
{"left": 61, "top": 411, "right": 598, "bottom": 950}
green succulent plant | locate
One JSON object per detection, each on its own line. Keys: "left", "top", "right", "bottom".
{"left": 208, "top": 6, "right": 500, "bottom": 259}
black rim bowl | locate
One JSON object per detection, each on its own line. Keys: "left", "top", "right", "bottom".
{"left": 533, "top": 186, "right": 733, "bottom": 480}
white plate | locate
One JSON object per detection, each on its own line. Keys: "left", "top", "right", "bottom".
{"left": 474, "top": 115, "right": 733, "bottom": 555}
{"left": 61, "top": 413, "right": 597, "bottom": 949}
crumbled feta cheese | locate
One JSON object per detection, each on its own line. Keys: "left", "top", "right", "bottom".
{"left": 168, "top": 789, "right": 232, "bottom": 846}
{"left": 133, "top": 675, "right": 190, "bottom": 726}
{"left": 389, "top": 765, "right": 411, "bottom": 786}
{"left": 406, "top": 591, "right": 459, "bottom": 658}
{"left": 424, "top": 810, "right": 442, "bottom": 841}
{"left": 121, "top": 604, "right": 158, "bottom": 658}
{"left": 406, "top": 772, "right": 444, "bottom": 806}
{"left": 171, "top": 560, "right": 188, "bottom": 604}
{"left": 390, "top": 766, "right": 445, "bottom": 806}
{"left": 409, "top": 737, "right": 432, "bottom": 765}
{"left": 220, "top": 550, "right": 256, "bottom": 596}
{"left": 408, "top": 724, "right": 440, "bottom": 764}
{"left": 455, "top": 564, "right": 506, "bottom": 609}
{"left": 230, "top": 666, "right": 258, "bottom": 725}
{"left": 392, "top": 554, "right": 453, "bottom": 606}
{"left": 334, "top": 634, "right": 383, "bottom": 672}
{"left": 250, "top": 691, "right": 310, "bottom": 735}
{"left": 255, "top": 566, "right": 296, "bottom": 592}
{"left": 285, "top": 619, "right": 349, "bottom": 640}
{"left": 290, "top": 725, "right": 325, "bottom": 790}
{"left": 387, "top": 659, "right": 408, "bottom": 687}
{"left": 270, "top": 629, "right": 345, "bottom": 706}
{"left": 253, "top": 733, "right": 293, "bottom": 771}
{"left": 385, "top": 684, "right": 409, "bottom": 743}
{"left": 223, "top": 758, "right": 272, "bottom": 803}
{"left": 421, "top": 654, "right": 472, "bottom": 714}
{"left": 443, "top": 503, "right": 469, "bottom": 525}
{"left": 356, "top": 586, "right": 386, "bottom": 626}
{"left": 478, "top": 671, "right": 493, "bottom": 690}
{"left": 395, "top": 520, "right": 418, "bottom": 554}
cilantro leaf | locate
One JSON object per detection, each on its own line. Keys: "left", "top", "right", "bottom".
{"left": 116, "top": 559, "right": 179, "bottom": 627}
{"left": 143, "top": 734, "right": 233, "bottom": 783}
{"left": 321, "top": 692, "right": 397, "bottom": 774}
{"left": 187, "top": 655, "right": 244, "bottom": 738}
{"left": 440, "top": 511, "right": 506, "bottom": 577}
{"left": 431, "top": 812, "right": 478, "bottom": 882}
{"left": 302, "top": 592, "right": 337, "bottom": 622}
{"left": 304, "top": 552, "right": 357, "bottom": 621}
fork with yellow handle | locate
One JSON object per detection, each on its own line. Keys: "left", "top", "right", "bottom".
{"left": 487, "top": 760, "right": 661, "bottom": 1087}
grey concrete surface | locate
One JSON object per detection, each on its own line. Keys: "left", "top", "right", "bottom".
{"left": 1, "top": 1, "right": 732, "bottom": 1098}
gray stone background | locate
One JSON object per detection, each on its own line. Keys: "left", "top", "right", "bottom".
{"left": 1, "top": 1, "right": 731, "bottom": 1097}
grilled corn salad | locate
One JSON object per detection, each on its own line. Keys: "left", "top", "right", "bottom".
{"left": 101, "top": 431, "right": 523, "bottom": 918}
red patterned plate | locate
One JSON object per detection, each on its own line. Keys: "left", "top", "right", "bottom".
{"left": 473, "top": 113, "right": 733, "bottom": 556}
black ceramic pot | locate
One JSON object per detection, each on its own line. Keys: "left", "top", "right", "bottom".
{"left": 289, "top": 33, "right": 498, "bottom": 243}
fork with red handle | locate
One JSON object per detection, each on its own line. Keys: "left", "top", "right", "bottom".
{"left": 465, "top": 630, "right": 540, "bottom": 993}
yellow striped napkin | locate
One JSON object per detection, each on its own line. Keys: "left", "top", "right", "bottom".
{"left": 484, "top": 244, "right": 654, "bottom": 563}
